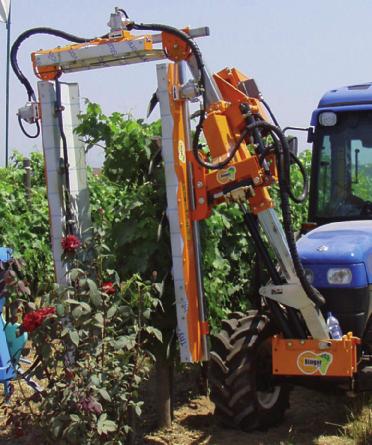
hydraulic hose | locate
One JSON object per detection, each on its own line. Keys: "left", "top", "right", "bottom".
{"left": 287, "top": 151, "right": 308, "bottom": 203}
{"left": 224, "top": 119, "right": 324, "bottom": 308}
{"left": 260, "top": 97, "right": 280, "bottom": 127}
{"left": 11, "top": 27, "right": 95, "bottom": 227}
{"left": 268, "top": 125, "right": 325, "bottom": 308}
{"left": 126, "top": 21, "right": 213, "bottom": 169}
{"left": 18, "top": 114, "right": 40, "bottom": 138}
{"left": 255, "top": 97, "right": 309, "bottom": 204}
{"left": 260, "top": 137, "right": 309, "bottom": 204}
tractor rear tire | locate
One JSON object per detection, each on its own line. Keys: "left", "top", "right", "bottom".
{"left": 209, "top": 310, "right": 290, "bottom": 431}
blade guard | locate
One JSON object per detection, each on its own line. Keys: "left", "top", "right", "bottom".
{"left": 272, "top": 334, "right": 360, "bottom": 378}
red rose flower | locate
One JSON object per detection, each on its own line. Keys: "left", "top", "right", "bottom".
{"left": 21, "top": 307, "right": 56, "bottom": 333}
{"left": 61, "top": 234, "right": 81, "bottom": 252}
{"left": 101, "top": 281, "right": 115, "bottom": 295}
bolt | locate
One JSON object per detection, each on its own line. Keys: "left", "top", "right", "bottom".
{"left": 253, "top": 177, "right": 260, "bottom": 185}
{"left": 198, "top": 197, "right": 205, "bottom": 205}
{"left": 196, "top": 181, "right": 204, "bottom": 189}
{"left": 173, "top": 43, "right": 178, "bottom": 49}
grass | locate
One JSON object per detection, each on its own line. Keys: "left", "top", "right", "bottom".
{"left": 342, "top": 395, "right": 372, "bottom": 445}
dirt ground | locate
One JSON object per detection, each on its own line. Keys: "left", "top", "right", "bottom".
{"left": 143, "top": 387, "right": 371, "bottom": 445}
{"left": 0, "top": 375, "right": 370, "bottom": 444}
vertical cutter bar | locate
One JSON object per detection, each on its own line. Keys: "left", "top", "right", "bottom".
{"left": 178, "top": 61, "right": 209, "bottom": 361}
{"left": 38, "top": 81, "right": 91, "bottom": 285}
{"left": 157, "top": 63, "right": 206, "bottom": 362}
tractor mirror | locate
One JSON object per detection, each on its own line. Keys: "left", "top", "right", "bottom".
{"left": 287, "top": 136, "right": 298, "bottom": 157}
{"left": 307, "top": 127, "right": 314, "bottom": 143}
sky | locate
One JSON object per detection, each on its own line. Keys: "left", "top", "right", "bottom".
{"left": 1, "top": 0, "right": 372, "bottom": 166}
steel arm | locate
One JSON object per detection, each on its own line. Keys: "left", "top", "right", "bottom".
{"left": 185, "top": 65, "right": 329, "bottom": 340}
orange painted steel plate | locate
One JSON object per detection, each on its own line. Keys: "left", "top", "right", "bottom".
{"left": 168, "top": 64, "right": 204, "bottom": 362}
{"left": 272, "top": 335, "right": 360, "bottom": 378}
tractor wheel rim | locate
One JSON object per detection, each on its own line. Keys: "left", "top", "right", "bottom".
{"left": 257, "top": 386, "right": 281, "bottom": 409}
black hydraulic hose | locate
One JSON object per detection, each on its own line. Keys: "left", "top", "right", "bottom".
{"left": 288, "top": 151, "right": 308, "bottom": 203}
{"left": 250, "top": 102, "right": 308, "bottom": 204}
{"left": 260, "top": 139, "right": 309, "bottom": 204}
{"left": 240, "top": 206, "right": 293, "bottom": 338}
{"left": 228, "top": 119, "right": 324, "bottom": 308}
{"left": 260, "top": 97, "right": 280, "bottom": 127}
{"left": 240, "top": 205, "right": 307, "bottom": 338}
{"left": 126, "top": 21, "right": 212, "bottom": 169}
{"left": 117, "top": 8, "right": 129, "bottom": 19}
{"left": 11, "top": 27, "right": 108, "bottom": 101}
{"left": 269, "top": 125, "right": 325, "bottom": 308}
{"left": 282, "top": 126, "right": 309, "bottom": 134}
{"left": 18, "top": 114, "right": 40, "bottom": 138}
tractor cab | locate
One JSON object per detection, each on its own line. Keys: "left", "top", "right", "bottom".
{"left": 308, "top": 83, "right": 372, "bottom": 225}
{"left": 298, "top": 83, "right": 372, "bottom": 347}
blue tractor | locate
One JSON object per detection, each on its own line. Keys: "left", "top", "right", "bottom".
{"left": 298, "top": 83, "right": 372, "bottom": 389}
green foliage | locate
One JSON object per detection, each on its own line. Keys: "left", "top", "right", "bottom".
{"left": 76, "top": 106, "right": 176, "bottom": 357}
{"left": 77, "top": 102, "right": 162, "bottom": 186}
{"left": 77, "top": 105, "right": 169, "bottom": 281}
{"left": 269, "top": 149, "right": 311, "bottom": 232}
{"left": 288, "top": 149, "right": 311, "bottom": 230}
{"left": 201, "top": 203, "right": 256, "bottom": 324}
{"left": 0, "top": 151, "right": 54, "bottom": 297}
{"left": 0, "top": 104, "right": 312, "bottom": 442}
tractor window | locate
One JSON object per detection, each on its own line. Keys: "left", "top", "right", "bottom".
{"left": 312, "top": 111, "right": 372, "bottom": 221}
{"left": 351, "top": 139, "right": 372, "bottom": 201}
{"left": 317, "top": 136, "right": 331, "bottom": 212}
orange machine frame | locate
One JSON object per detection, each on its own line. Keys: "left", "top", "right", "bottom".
{"left": 272, "top": 334, "right": 360, "bottom": 378}
{"left": 28, "top": 19, "right": 361, "bottom": 373}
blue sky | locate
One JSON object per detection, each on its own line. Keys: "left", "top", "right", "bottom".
{"left": 1, "top": 0, "right": 372, "bottom": 166}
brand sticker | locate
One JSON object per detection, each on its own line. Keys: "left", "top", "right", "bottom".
{"left": 297, "top": 351, "right": 333, "bottom": 375}
{"left": 178, "top": 141, "right": 186, "bottom": 164}
{"left": 216, "top": 166, "right": 236, "bottom": 184}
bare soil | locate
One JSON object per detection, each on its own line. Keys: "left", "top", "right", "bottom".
{"left": 0, "top": 372, "right": 370, "bottom": 444}
{"left": 142, "top": 387, "right": 370, "bottom": 445}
